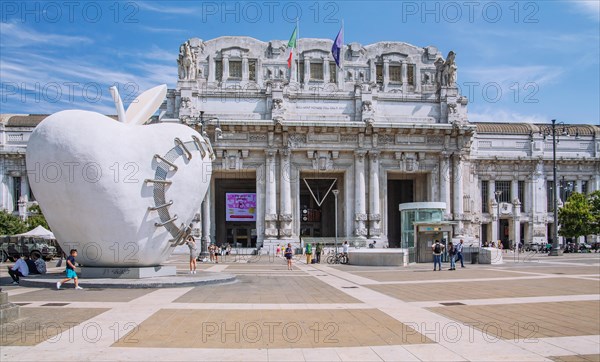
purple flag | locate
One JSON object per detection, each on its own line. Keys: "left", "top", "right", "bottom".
{"left": 331, "top": 25, "right": 344, "bottom": 68}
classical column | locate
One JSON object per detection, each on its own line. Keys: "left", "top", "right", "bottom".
{"left": 511, "top": 179, "right": 519, "bottom": 203}
{"left": 439, "top": 152, "right": 451, "bottom": 218}
{"left": 304, "top": 56, "right": 311, "bottom": 84}
{"left": 354, "top": 151, "right": 367, "bottom": 236}
{"left": 208, "top": 54, "right": 215, "bottom": 82}
{"left": 513, "top": 199, "right": 522, "bottom": 250}
{"left": 401, "top": 60, "right": 408, "bottom": 93}
{"left": 222, "top": 55, "right": 230, "bottom": 81}
{"left": 369, "top": 59, "right": 376, "bottom": 83}
{"left": 415, "top": 63, "right": 421, "bottom": 93}
{"left": 323, "top": 58, "right": 330, "bottom": 84}
{"left": 21, "top": 177, "right": 29, "bottom": 203}
{"left": 201, "top": 188, "right": 211, "bottom": 256}
{"left": 368, "top": 151, "right": 381, "bottom": 236}
{"left": 575, "top": 179, "right": 583, "bottom": 193}
{"left": 264, "top": 149, "right": 278, "bottom": 238}
{"left": 491, "top": 197, "right": 498, "bottom": 246}
{"left": 452, "top": 154, "right": 464, "bottom": 219}
{"left": 383, "top": 59, "right": 390, "bottom": 90}
{"left": 242, "top": 54, "right": 249, "bottom": 82}
{"left": 279, "top": 148, "right": 293, "bottom": 238}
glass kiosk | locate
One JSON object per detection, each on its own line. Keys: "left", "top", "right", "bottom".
{"left": 399, "top": 202, "right": 453, "bottom": 263}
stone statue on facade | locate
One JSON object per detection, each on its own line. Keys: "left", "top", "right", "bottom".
{"left": 434, "top": 57, "right": 445, "bottom": 88}
{"left": 441, "top": 51, "right": 457, "bottom": 87}
{"left": 178, "top": 40, "right": 197, "bottom": 80}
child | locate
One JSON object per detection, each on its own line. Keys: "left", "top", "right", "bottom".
{"left": 57, "top": 249, "right": 83, "bottom": 290}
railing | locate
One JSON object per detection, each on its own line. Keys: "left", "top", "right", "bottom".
{"left": 300, "top": 237, "right": 369, "bottom": 248}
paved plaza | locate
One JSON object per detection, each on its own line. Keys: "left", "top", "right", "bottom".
{"left": 1, "top": 253, "right": 599, "bottom": 361}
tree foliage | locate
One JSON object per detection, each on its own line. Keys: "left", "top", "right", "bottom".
{"left": 26, "top": 204, "right": 50, "bottom": 231}
{"left": 588, "top": 191, "right": 600, "bottom": 235}
{"left": 0, "top": 210, "right": 27, "bottom": 235}
{"left": 558, "top": 192, "right": 593, "bottom": 239}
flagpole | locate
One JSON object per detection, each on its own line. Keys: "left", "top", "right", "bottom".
{"left": 296, "top": 17, "right": 300, "bottom": 84}
{"left": 340, "top": 19, "right": 344, "bottom": 73}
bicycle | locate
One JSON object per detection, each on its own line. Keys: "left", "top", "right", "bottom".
{"left": 326, "top": 250, "right": 348, "bottom": 264}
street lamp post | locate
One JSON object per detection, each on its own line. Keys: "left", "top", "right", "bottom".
{"left": 494, "top": 190, "right": 502, "bottom": 248}
{"left": 539, "top": 119, "right": 579, "bottom": 256}
{"left": 332, "top": 189, "right": 339, "bottom": 254}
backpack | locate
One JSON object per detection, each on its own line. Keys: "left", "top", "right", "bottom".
{"left": 434, "top": 243, "right": 441, "bottom": 254}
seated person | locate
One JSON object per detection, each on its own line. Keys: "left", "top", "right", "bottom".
{"left": 33, "top": 254, "right": 47, "bottom": 274}
{"left": 7, "top": 254, "right": 29, "bottom": 284}
{"left": 24, "top": 256, "right": 40, "bottom": 275}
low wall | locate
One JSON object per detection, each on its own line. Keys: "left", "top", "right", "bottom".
{"left": 348, "top": 249, "right": 405, "bottom": 266}
{"left": 478, "top": 247, "right": 504, "bottom": 264}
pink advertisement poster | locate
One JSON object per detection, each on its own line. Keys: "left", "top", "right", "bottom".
{"left": 226, "top": 193, "right": 257, "bottom": 222}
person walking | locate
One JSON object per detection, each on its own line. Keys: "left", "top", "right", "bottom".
{"left": 208, "top": 243, "right": 215, "bottom": 262}
{"left": 447, "top": 241, "right": 456, "bottom": 270}
{"left": 186, "top": 236, "right": 198, "bottom": 274}
{"left": 57, "top": 249, "right": 82, "bottom": 290}
{"left": 315, "top": 243, "right": 323, "bottom": 263}
{"left": 305, "top": 243, "right": 313, "bottom": 264}
{"left": 7, "top": 253, "right": 29, "bottom": 285}
{"left": 456, "top": 239, "right": 465, "bottom": 268}
{"left": 284, "top": 243, "right": 293, "bottom": 270}
{"left": 432, "top": 240, "right": 444, "bottom": 271}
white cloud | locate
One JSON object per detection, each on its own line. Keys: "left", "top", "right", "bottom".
{"left": 462, "top": 65, "right": 564, "bottom": 87}
{"left": 0, "top": 22, "right": 93, "bottom": 47}
{"left": 567, "top": 0, "right": 600, "bottom": 21}
{"left": 137, "top": 1, "right": 197, "bottom": 15}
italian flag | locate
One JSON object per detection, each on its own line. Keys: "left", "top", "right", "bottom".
{"left": 287, "top": 26, "right": 297, "bottom": 68}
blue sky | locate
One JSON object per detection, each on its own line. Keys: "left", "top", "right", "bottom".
{"left": 1, "top": 0, "right": 598, "bottom": 124}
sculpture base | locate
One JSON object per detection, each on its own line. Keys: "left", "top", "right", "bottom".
{"left": 81, "top": 266, "right": 176, "bottom": 279}
{"left": 0, "top": 291, "right": 20, "bottom": 323}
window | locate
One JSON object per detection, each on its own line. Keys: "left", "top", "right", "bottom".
{"left": 13, "top": 176, "right": 21, "bottom": 210}
{"left": 518, "top": 181, "right": 525, "bottom": 209}
{"left": 249, "top": 60, "right": 256, "bottom": 81}
{"left": 376, "top": 64, "right": 383, "bottom": 84}
{"left": 481, "top": 180, "right": 489, "bottom": 213}
{"left": 215, "top": 60, "right": 223, "bottom": 81}
{"left": 299, "top": 62, "right": 304, "bottom": 82}
{"left": 407, "top": 64, "right": 415, "bottom": 85}
{"left": 561, "top": 180, "right": 575, "bottom": 202}
{"left": 495, "top": 181, "right": 511, "bottom": 203}
{"left": 310, "top": 63, "right": 323, "bottom": 81}
{"left": 582, "top": 181, "right": 588, "bottom": 195}
{"left": 547, "top": 180, "right": 554, "bottom": 211}
{"left": 229, "top": 61, "right": 242, "bottom": 79}
{"left": 389, "top": 65, "right": 402, "bottom": 83}
{"left": 329, "top": 62, "right": 337, "bottom": 83}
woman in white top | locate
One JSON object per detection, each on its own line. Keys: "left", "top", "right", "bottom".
{"left": 186, "top": 236, "right": 198, "bottom": 274}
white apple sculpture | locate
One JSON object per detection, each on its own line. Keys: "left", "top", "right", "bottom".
{"left": 26, "top": 85, "right": 214, "bottom": 267}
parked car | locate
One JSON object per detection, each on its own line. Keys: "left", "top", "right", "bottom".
{"left": 0, "top": 237, "right": 57, "bottom": 262}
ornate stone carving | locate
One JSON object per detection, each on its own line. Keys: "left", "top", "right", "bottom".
{"left": 272, "top": 98, "right": 284, "bottom": 110}
{"left": 355, "top": 213, "right": 368, "bottom": 221}
{"left": 368, "top": 213, "right": 381, "bottom": 221}
{"left": 355, "top": 228, "right": 368, "bottom": 236}
{"left": 249, "top": 134, "right": 268, "bottom": 142}
{"left": 340, "top": 134, "right": 358, "bottom": 142}
{"left": 287, "top": 134, "right": 306, "bottom": 148}
{"left": 279, "top": 213, "right": 293, "bottom": 222}
{"left": 180, "top": 96, "right": 191, "bottom": 109}
{"left": 379, "top": 134, "right": 395, "bottom": 145}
